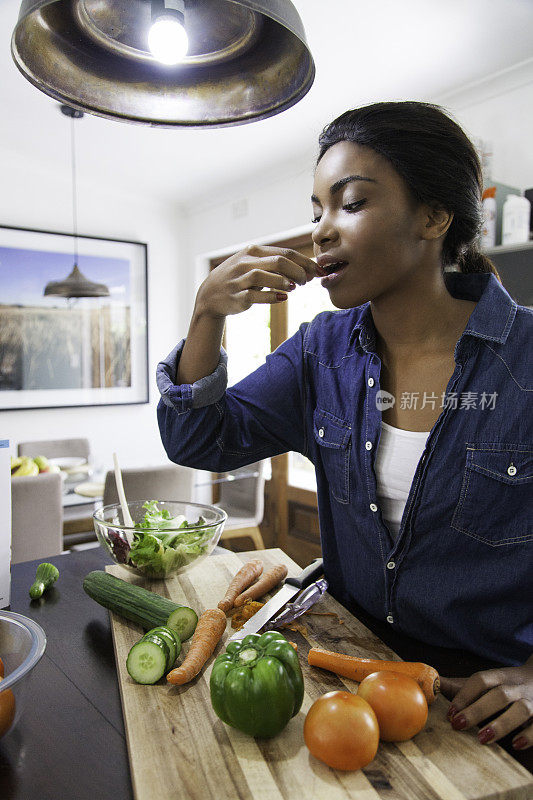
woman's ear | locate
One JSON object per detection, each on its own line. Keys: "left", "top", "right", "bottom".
{"left": 422, "top": 205, "right": 454, "bottom": 240}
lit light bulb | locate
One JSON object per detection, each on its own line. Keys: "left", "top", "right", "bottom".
{"left": 148, "top": 14, "right": 188, "bottom": 65}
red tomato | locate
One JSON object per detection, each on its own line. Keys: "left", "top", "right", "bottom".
{"left": 357, "top": 671, "right": 428, "bottom": 742}
{"left": 0, "top": 677, "right": 15, "bottom": 738}
{"left": 304, "top": 690, "right": 379, "bottom": 771}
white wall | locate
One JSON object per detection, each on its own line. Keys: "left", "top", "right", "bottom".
{"left": 0, "top": 147, "right": 186, "bottom": 473}
{"left": 439, "top": 60, "right": 533, "bottom": 190}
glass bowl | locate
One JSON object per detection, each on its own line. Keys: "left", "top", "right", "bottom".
{"left": 0, "top": 611, "right": 47, "bottom": 738}
{"left": 93, "top": 500, "right": 227, "bottom": 579}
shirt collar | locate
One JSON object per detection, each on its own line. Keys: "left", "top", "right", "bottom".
{"left": 348, "top": 271, "right": 517, "bottom": 353}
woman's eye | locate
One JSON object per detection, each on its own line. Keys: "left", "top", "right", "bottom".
{"left": 311, "top": 199, "right": 366, "bottom": 224}
{"left": 343, "top": 199, "right": 366, "bottom": 212}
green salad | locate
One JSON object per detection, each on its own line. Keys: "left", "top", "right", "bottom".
{"left": 107, "top": 501, "right": 217, "bottom": 577}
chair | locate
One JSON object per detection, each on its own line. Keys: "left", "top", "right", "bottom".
{"left": 18, "top": 438, "right": 90, "bottom": 461}
{"left": 11, "top": 472, "right": 63, "bottom": 564}
{"left": 215, "top": 461, "right": 266, "bottom": 550}
{"left": 102, "top": 464, "right": 196, "bottom": 507}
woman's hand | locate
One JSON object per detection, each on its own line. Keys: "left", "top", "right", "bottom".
{"left": 441, "top": 655, "right": 533, "bottom": 750}
{"left": 195, "top": 244, "right": 322, "bottom": 319}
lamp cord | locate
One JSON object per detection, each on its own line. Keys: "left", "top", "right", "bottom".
{"left": 70, "top": 116, "right": 79, "bottom": 266}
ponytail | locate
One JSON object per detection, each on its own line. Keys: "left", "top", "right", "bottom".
{"left": 457, "top": 246, "right": 501, "bottom": 282}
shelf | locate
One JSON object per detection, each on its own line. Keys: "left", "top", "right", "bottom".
{"left": 484, "top": 240, "right": 533, "bottom": 255}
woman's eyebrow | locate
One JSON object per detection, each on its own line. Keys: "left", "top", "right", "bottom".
{"left": 311, "top": 174, "right": 377, "bottom": 204}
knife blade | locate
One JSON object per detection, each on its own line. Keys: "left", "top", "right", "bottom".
{"left": 228, "top": 558, "right": 324, "bottom": 642}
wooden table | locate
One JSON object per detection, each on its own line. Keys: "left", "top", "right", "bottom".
{"left": 1, "top": 548, "right": 531, "bottom": 800}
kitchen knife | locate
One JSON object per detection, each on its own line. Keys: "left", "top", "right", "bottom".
{"left": 228, "top": 558, "right": 324, "bottom": 642}
{"left": 263, "top": 577, "right": 328, "bottom": 630}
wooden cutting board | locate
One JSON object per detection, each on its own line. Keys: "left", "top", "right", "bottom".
{"left": 107, "top": 549, "right": 533, "bottom": 800}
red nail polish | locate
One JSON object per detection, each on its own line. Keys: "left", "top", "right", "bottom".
{"left": 447, "top": 705, "right": 457, "bottom": 719}
{"left": 478, "top": 727, "right": 495, "bottom": 744}
{"left": 513, "top": 736, "right": 528, "bottom": 750}
{"left": 288, "top": 281, "right": 296, "bottom": 290}
{"left": 451, "top": 714, "right": 467, "bottom": 730}
{"left": 276, "top": 293, "right": 287, "bottom": 301}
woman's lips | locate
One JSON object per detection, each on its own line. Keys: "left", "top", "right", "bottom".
{"left": 321, "top": 261, "right": 348, "bottom": 287}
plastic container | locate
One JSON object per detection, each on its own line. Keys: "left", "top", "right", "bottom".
{"left": 502, "top": 193, "right": 531, "bottom": 245}
{"left": 481, "top": 187, "right": 497, "bottom": 249}
{"left": 0, "top": 611, "right": 47, "bottom": 737}
{"left": 93, "top": 500, "right": 227, "bottom": 579}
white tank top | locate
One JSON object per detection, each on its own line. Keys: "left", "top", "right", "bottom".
{"left": 374, "top": 421, "right": 431, "bottom": 540}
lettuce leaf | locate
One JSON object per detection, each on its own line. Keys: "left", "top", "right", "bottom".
{"left": 126, "top": 502, "right": 216, "bottom": 576}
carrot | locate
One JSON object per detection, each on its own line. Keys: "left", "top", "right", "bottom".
{"left": 218, "top": 559, "right": 264, "bottom": 612}
{"left": 166, "top": 608, "right": 226, "bottom": 685}
{"left": 308, "top": 647, "right": 440, "bottom": 705}
{"left": 233, "top": 564, "right": 289, "bottom": 607}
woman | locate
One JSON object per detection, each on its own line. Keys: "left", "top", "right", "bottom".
{"left": 157, "top": 102, "right": 532, "bottom": 753}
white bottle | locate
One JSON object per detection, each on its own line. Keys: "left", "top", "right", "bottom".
{"left": 502, "top": 194, "right": 531, "bottom": 245}
{"left": 480, "top": 187, "right": 496, "bottom": 249}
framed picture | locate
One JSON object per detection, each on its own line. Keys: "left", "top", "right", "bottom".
{"left": 0, "top": 225, "right": 149, "bottom": 410}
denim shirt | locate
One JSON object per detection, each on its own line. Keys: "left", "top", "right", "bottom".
{"left": 157, "top": 272, "right": 533, "bottom": 666}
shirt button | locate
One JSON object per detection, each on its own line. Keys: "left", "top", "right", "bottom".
{"left": 386, "top": 561, "right": 395, "bottom": 570}
{"left": 367, "top": 377, "right": 375, "bottom": 387}
{"left": 386, "top": 614, "right": 394, "bottom": 624}
{"left": 318, "top": 427, "right": 325, "bottom": 438}
{"left": 365, "top": 441, "right": 372, "bottom": 450}
{"left": 370, "top": 503, "right": 378, "bottom": 512}
{"left": 507, "top": 464, "right": 517, "bottom": 476}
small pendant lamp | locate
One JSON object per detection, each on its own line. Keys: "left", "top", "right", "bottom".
{"left": 44, "top": 105, "right": 110, "bottom": 299}
{"left": 11, "top": 0, "right": 315, "bottom": 128}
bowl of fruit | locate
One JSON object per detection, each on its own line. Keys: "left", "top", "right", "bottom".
{"left": 10, "top": 455, "right": 62, "bottom": 478}
{"left": 93, "top": 500, "right": 227, "bottom": 579}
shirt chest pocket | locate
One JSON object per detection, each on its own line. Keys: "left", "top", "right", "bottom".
{"left": 313, "top": 408, "right": 352, "bottom": 504}
{"left": 451, "top": 443, "right": 533, "bottom": 546}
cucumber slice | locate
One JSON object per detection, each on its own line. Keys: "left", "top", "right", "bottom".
{"left": 126, "top": 639, "right": 168, "bottom": 684}
{"left": 143, "top": 627, "right": 181, "bottom": 666}
{"left": 142, "top": 633, "right": 172, "bottom": 671}
{"left": 166, "top": 606, "right": 198, "bottom": 642}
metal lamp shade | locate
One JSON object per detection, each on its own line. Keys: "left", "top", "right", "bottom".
{"left": 44, "top": 264, "right": 110, "bottom": 298}
{"left": 11, "top": 0, "right": 315, "bottom": 127}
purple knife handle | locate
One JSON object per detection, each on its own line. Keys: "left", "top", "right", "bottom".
{"left": 267, "top": 578, "right": 328, "bottom": 628}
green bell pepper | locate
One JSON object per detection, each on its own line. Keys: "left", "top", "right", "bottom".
{"left": 210, "top": 631, "right": 304, "bottom": 738}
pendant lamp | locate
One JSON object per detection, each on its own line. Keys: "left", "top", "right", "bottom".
{"left": 44, "top": 105, "right": 110, "bottom": 299}
{"left": 11, "top": 0, "right": 315, "bottom": 128}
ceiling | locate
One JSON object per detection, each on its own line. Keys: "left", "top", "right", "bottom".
{"left": 2, "top": 0, "right": 533, "bottom": 208}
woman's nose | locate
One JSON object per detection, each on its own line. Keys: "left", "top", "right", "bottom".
{"left": 312, "top": 222, "right": 337, "bottom": 246}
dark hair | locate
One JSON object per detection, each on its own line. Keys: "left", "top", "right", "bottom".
{"left": 316, "top": 101, "right": 500, "bottom": 279}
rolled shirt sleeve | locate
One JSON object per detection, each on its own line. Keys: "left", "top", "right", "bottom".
{"left": 156, "top": 339, "right": 228, "bottom": 413}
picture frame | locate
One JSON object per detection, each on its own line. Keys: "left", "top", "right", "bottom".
{"left": 0, "top": 224, "right": 149, "bottom": 410}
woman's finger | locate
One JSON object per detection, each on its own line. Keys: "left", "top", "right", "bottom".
{"left": 476, "top": 698, "right": 533, "bottom": 745}
{"left": 440, "top": 676, "right": 467, "bottom": 701}
{"left": 243, "top": 246, "right": 322, "bottom": 282}
{"left": 237, "top": 267, "right": 296, "bottom": 292}
{"left": 450, "top": 683, "right": 521, "bottom": 730}
{"left": 236, "top": 288, "right": 289, "bottom": 308}
{"left": 447, "top": 669, "right": 506, "bottom": 716}
{"left": 512, "top": 720, "right": 533, "bottom": 751}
